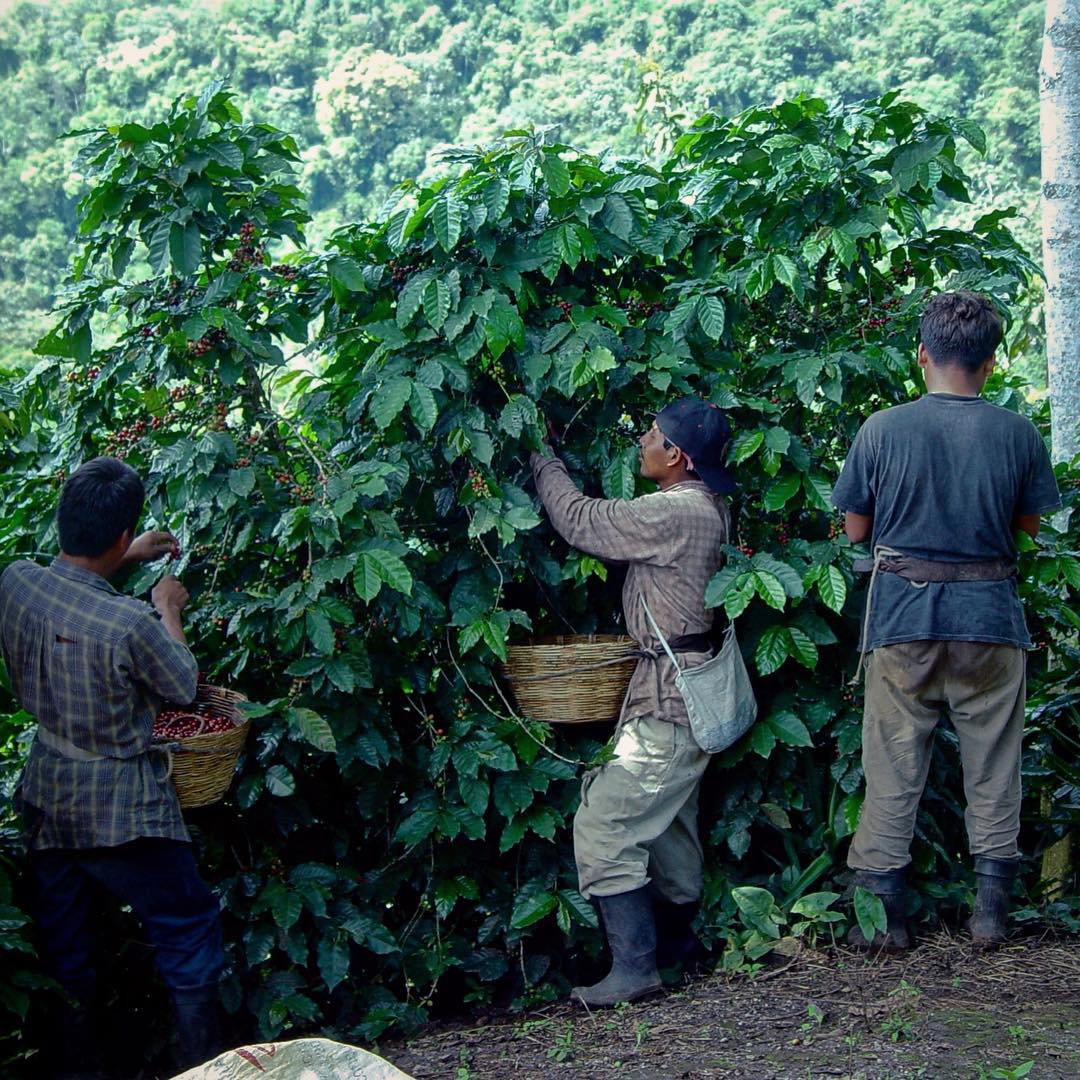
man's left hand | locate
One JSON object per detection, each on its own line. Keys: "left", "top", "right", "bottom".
{"left": 123, "top": 530, "right": 180, "bottom": 565}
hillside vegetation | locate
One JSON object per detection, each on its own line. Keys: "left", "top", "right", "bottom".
{"left": 0, "top": 0, "right": 1045, "bottom": 368}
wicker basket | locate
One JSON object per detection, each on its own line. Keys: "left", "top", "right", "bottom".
{"left": 502, "top": 634, "right": 639, "bottom": 723}
{"left": 155, "top": 685, "right": 250, "bottom": 809}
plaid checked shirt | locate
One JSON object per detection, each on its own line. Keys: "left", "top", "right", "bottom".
{"left": 0, "top": 558, "right": 198, "bottom": 850}
{"left": 532, "top": 453, "right": 729, "bottom": 726}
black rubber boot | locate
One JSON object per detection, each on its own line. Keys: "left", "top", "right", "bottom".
{"left": 967, "top": 856, "right": 1018, "bottom": 948}
{"left": 846, "top": 869, "right": 911, "bottom": 952}
{"left": 652, "top": 894, "right": 702, "bottom": 981}
{"left": 571, "top": 888, "right": 662, "bottom": 1007}
{"left": 172, "top": 983, "right": 223, "bottom": 1073}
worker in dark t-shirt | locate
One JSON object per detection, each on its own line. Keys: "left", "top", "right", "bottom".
{"left": 832, "top": 291, "right": 1061, "bottom": 951}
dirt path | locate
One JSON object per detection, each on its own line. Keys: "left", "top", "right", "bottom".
{"left": 384, "top": 933, "right": 1079, "bottom": 1079}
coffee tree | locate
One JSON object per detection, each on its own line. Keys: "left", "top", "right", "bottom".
{"left": 1, "top": 84, "right": 1076, "bottom": 1057}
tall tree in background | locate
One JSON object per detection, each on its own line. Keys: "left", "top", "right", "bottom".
{"left": 1042, "top": 0, "right": 1080, "bottom": 462}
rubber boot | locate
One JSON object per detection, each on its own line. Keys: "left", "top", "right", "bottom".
{"left": 172, "top": 983, "right": 223, "bottom": 1073}
{"left": 846, "top": 869, "right": 911, "bottom": 952}
{"left": 571, "top": 888, "right": 662, "bottom": 1007}
{"left": 967, "top": 856, "right": 1018, "bottom": 949}
{"left": 651, "top": 894, "right": 702, "bottom": 981}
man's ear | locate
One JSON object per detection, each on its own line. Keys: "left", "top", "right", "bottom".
{"left": 981, "top": 352, "right": 996, "bottom": 379}
{"left": 916, "top": 342, "right": 931, "bottom": 370}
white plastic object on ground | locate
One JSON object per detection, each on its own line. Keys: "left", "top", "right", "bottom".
{"left": 171, "top": 1037, "right": 415, "bottom": 1079}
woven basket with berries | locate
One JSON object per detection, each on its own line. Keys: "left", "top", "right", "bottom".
{"left": 152, "top": 684, "right": 250, "bottom": 809}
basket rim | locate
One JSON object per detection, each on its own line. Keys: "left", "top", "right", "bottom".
{"left": 507, "top": 633, "right": 635, "bottom": 649}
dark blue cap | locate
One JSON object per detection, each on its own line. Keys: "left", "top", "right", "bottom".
{"left": 655, "top": 397, "right": 735, "bottom": 495}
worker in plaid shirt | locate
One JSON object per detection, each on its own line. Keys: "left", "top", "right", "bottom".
{"left": 531, "top": 397, "right": 734, "bottom": 1007}
{"left": 0, "top": 457, "right": 224, "bottom": 1077}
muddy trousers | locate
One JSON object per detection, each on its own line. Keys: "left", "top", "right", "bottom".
{"left": 848, "top": 641, "right": 1026, "bottom": 873}
{"left": 574, "top": 715, "right": 712, "bottom": 904}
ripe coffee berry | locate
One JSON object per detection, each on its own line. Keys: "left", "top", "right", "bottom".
{"left": 154, "top": 705, "right": 234, "bottom": 739}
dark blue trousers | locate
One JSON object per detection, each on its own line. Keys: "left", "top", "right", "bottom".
{"left": 30, "top": 837, "right": 224, "bottom": 1001}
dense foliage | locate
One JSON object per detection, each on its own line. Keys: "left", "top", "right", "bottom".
{"left": 0, "top": 0, "right": 1048, "bottom": 375}
{"left": 0, "top": 84, "right": 1077, "bottom": 1073}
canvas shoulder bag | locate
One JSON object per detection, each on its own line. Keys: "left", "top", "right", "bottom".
{"left": 640, "top": 595, "right": 757, "bottom": 754}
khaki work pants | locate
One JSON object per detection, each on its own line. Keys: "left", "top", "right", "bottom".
{"left": 848, "top": 640, "right": 1026, "bottom": 873}
{"left": 574, "top": 714, "right": 711, "bottom": 903}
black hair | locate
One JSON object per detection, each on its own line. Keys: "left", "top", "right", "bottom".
{"left": 919, "top": 291, "right": 1003, "bottom": 373}
{"left": 57, "top": 457, "right": 144, "bottom": 557}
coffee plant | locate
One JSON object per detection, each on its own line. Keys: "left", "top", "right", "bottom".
{"left": 0, "top": 83, "right": 1076, "bottom": 1066}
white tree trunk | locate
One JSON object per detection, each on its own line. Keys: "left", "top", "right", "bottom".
{"left": 1041, "top": 0, "right": 1080, "bottom": 463}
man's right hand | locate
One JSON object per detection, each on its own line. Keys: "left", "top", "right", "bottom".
{"left": 152, "top": 575, "right": 189, "bottom": 615}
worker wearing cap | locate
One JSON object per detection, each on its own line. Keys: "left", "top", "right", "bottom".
{"left": 530, "top": 397, "right": 734, "bottom": 1006}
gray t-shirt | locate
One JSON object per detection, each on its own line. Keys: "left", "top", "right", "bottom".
{"left": 831, "top": 393, "right": 1061, "bottom": 650}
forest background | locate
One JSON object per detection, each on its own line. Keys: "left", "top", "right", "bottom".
{"left": 0, "top": 0, "right": 1077, "bottom": 1074}
{"left": 0, "top": 0, "right": 1049, "bottom": 381}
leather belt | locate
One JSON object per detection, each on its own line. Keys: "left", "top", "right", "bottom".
{"left": 667, "top": 633, "right": 713, "bottom": 653}
{"left": 852, "top": 555, "right": 1017, "bottom": 582}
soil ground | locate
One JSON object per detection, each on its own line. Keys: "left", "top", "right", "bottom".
{"left": 384, "top": 932, "right": 1080, "bottom": 1080}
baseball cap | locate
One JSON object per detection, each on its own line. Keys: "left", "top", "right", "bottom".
{"left": 655, "top": 397, "right": 736, "bottom": 495}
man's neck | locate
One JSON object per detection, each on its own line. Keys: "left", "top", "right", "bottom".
{"left": 657, "top": 469, "right": 696, "bottom": 491}
{"left": 923, "top": 375, "right": 986, "bottom": 397}
{"left": 58, "top": 552, "right": 122, "bottom": 580}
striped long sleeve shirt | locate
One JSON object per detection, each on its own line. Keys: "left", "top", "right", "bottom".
{"left": 0, "top": 558, "right": 198, "bottom": 849}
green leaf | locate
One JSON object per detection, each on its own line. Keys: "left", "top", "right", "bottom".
{"left": 409, "top": 382, "right": 438, "bottom": 433}
{"left": 953, "top": 118, "right": 987, "bottom": 155}
{"left": 830, "top": 228, "right": 857, "bottom": 267}
{"left": 423, "top": 277, "right": 451, "bottom": 329}
{"left": 328, "top": 256, "right": 366, "bottom": 291}
{"left": 370, "top": 376, "right": 412, "bottom": 430}
{"left": 147, "top": 219, "right": 172, "bottom": 274}
{"left": 540, "top": 152, "right": 571, "bottom": 197}
{"left": 601, "top": 193, "right": 633, "bottom": 239}
{"left": 265, "top": 764, "right": 296, "bottom": 797}
{"left": 755, "top": 625, "right": 789, "bottom": 675}
{"left": 394, "top": 804, "right": 439, "bottom": 848}
{"left": 753, "top": 571, "right": 787, "bottom": 611}
{"left": 772, "top": 253, "right": 799, "bottom": 287}
{"left": 696, "top": 295, "right": 726, "bottom": 340}
{"left": 763, "top": 473, "right": 801, "bottom": 511}
{"left": 305, "top": 609, "right": 335, "bottom": 654}
{"left": 288, "top": 707, "right": 336, "bottom": 753}
{"left": 601, "top": 446, "right": 638, "bottom": 500}
{"left": 482, "top": 176, "right": 510, "bottom": 222}
{"left": 553, "top": 223, "right": 583, "bottom": 269}
{"left": 228, "top": 467, "right": 256, "bottom": 497}
{"left": 433, "top": 196, "right": 463, "bottom": 251}
{"left": 853, "top": 886, "right": 888, "bottom": 944}
{"left": 749, "top": 720, "right": 777, "bottom": 758}
{"left": 766, "top": 708, "right": 813, "bottom": 747}
{"left": 732, "top": 886, "right": 782, "bottom": 939}
{"left": 169, "top": 222, "right": 201, "bottom": 276}
{"left": 557, "top": 888, "right": 599, "bottom": 929}
{"left": 786, "top": 626, "right": 819, "bottom": 669}
{"left": 723, "top": 573, "right": 756, "bottom": 620}
{"left": 354, "top": 550, "right": 412, "bottom": 601}
{"left": 510, "top": 885, "right": 558, "bottom": 929}
{"left": 817, "top": 565, "right": 847, "bottom": 613}
{"left": 317, "top": 935, "right": 350, "bottom": 993}
{"left": 750, "top": 554, "right": 804, "bottom": 599}
{"left": 729, "top": 430, "right": 764, "bottom": 465}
